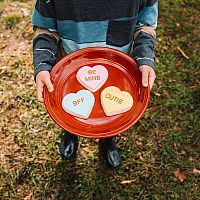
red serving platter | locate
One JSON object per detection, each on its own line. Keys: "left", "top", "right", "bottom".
{"left": 44, "top": 47, "right": 150, "bottom": 138}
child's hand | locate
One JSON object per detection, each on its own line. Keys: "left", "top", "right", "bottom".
{"left": 139, "top": 65, "right": 156, "bottom": 90}
{"left": 36, "top": 71, "right": 54, "bottom": 102}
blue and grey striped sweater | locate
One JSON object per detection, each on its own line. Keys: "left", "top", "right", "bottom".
{"left": 32, "top": 0, "right": 158, "bottom": 77}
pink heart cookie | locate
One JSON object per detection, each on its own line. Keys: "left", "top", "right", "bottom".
{"left": 76, "top": 65, "right": 108, "bottom": 92}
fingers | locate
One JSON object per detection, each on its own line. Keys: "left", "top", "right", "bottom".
{"left": 43, "top": 76, "right": 54, "bottom": 92}
{"left": 36, "top": 71, "right": 54, "bottom": 103}
{"left": 36, "top": 80, "right": 44, "bottom": 102}
{"left": 139, "top": 65, "right": 156, "bottom": 90}
{"left": 140, "top": 66, "right": 149, "bottom": 87}
{"left": 149, "top": 70, "right": 156, "bottom": 90}
{"left": 141, "top": 69, "right": 149, "bottom": 87}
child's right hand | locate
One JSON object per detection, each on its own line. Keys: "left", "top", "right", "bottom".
{"left": 36, "top": 71, "right": 54, "bottom": 103}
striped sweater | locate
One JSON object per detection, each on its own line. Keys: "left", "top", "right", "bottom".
{"left": 32, "top": 0, "right": 158, "bottom": 77}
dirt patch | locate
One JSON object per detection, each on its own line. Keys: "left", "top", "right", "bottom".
{"left": 0, "top": 30, "right": 30, "bottom": 63}
{"left": 0, "top": 2, "right": 33, "bottom": 173}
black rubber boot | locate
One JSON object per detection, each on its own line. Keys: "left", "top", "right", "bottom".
{"left": 99, "top": 137, "right": 122, "bottom": 170}
{"left": 59, "top": 130, "right": 78, "bottom": 160}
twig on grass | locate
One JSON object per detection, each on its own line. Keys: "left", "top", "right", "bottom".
{"left": 177, "top": 46, "right": 190, "bottom": 59}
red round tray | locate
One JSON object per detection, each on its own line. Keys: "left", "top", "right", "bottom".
{"left": 44, "top": 47, "right": 150, "bottom": 138}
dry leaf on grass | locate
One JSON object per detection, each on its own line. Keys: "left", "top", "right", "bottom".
{"left": 180, "top": 150, "right": 186, "bottom": 155}
{"left": 23, "top": 193, "right": 32, "bottom": 200}
{"left": 177, "top": 46, "right": 189, "bottom": 59}
{"left": 137, "top": 153, "right": 145, "bottom": 161}
{"left": 174, "top": 168, "right": 187, "bottom": 182}
{"left": 135, "top": 140, "right": 143, "bottom": 146}
{"left": 121, "top": 179, "right": 136, "bottom": 184}
{"left": 154, "top": 92, "right": 161, "bottom": 97}
{"left": 21, "top": 8, "right": 30, "bottom": 17}
{"left": 192, "top": 168, "right": 200, "bottom": 175}
{"left": 189, "top": 157, "right": 194, "bottom": 161}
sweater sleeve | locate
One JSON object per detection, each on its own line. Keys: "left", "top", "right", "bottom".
{"left": 33, "top": 32, "right": 58, "bottom": 79}
{"left": 131, "top": 0, "right": 158, "bottom": 68}
{"left": 31, "top": 0, "right": 58, "bottom": 79}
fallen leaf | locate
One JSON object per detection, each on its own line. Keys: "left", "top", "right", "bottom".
{"left": 180, "top": 150, "right": 186, "bottom": 155}
{"left": 135, "top": 140, "right": 143, "bottom": 146}
{"left": 177, "top": 46, "right": 189, "bottom": 59}
{"left": 192, "top": 168, "right": 200, "bottom": 175}
{"left": 189, "top": 85, "right": 198, "bottom": 89}
{"left": 157, "top": 38, "right": 162, "bottom": 42}
{"left": 189, "top": 157, "right": 194, "bottom": 161}
{"left": 121, "top": 179, "right": 136, "bottom": 184}
{"left": 139, "top": 155, "right": 145, "bottom": 161}
{"left": 174, "top": 168, "right": 187, "bottom": 182}
{"left": 21, "top": 8, "right": 30, "bottom": 17}
{"left": 173, "top": 143, "right": 177, "bottom": 148}
{"left": 154, "top": 92, "right": 161, "bottom": 97}
{"left": 23, "top": 193, "right": 32, "bottom": 200}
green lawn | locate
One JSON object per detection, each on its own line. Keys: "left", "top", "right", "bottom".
{"left": 0, "top": 0, "right": 199, "bottom": 199}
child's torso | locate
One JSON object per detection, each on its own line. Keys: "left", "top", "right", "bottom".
{"left": 34, "top": 0, "right": 149, "bottom": 53}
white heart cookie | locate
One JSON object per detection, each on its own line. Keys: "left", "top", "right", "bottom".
{"left": 62, "top": 90, "right": 95, "bottom": 119}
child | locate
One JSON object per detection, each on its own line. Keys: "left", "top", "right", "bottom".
{"left": 32, "top": 0, "right": 158, "bottom": 170}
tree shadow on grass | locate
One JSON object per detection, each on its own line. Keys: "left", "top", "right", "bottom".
{"left": 52, "top": 159, "right": 78, "bottom": 200}
{"left": 94, "top": 168, "right": 121, "bottom": 199}
{"left": 40, "top": 137, "right": 125, "bottom": 200}
{"left": 40, "top": 158, "right": 78, "bottom": 200}
{"left": 50, "top": 161, "right": 121, "bottom": 200}
{"left": 90, "top": 150, "right": 123, "bottom": 200}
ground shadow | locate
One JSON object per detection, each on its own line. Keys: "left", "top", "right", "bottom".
{"left": 90, "top": 148, "right": 123, "bottom": 200}
{"left": 40, "top": 158, "right": 78, "bottom": 200}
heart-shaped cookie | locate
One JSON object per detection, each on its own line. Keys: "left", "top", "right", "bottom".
{"left": 76, "top": 65, "right": 108, "bottom": 92}
{"left": 101, "top": 86, "right": 133, "bottom": 116}
{"left": 62, "top": 90, "right": 95, "bottom": 119}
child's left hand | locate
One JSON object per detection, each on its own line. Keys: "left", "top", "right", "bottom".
{"left": 139, "top": 65, "right": 156, "bottom": 90}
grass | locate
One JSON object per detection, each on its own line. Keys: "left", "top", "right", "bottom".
{"left": 3, "top": 12, "right": 23, "bottom": 29}
{"left": 0, "top": 0, "right": 199, "bottom": 199}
